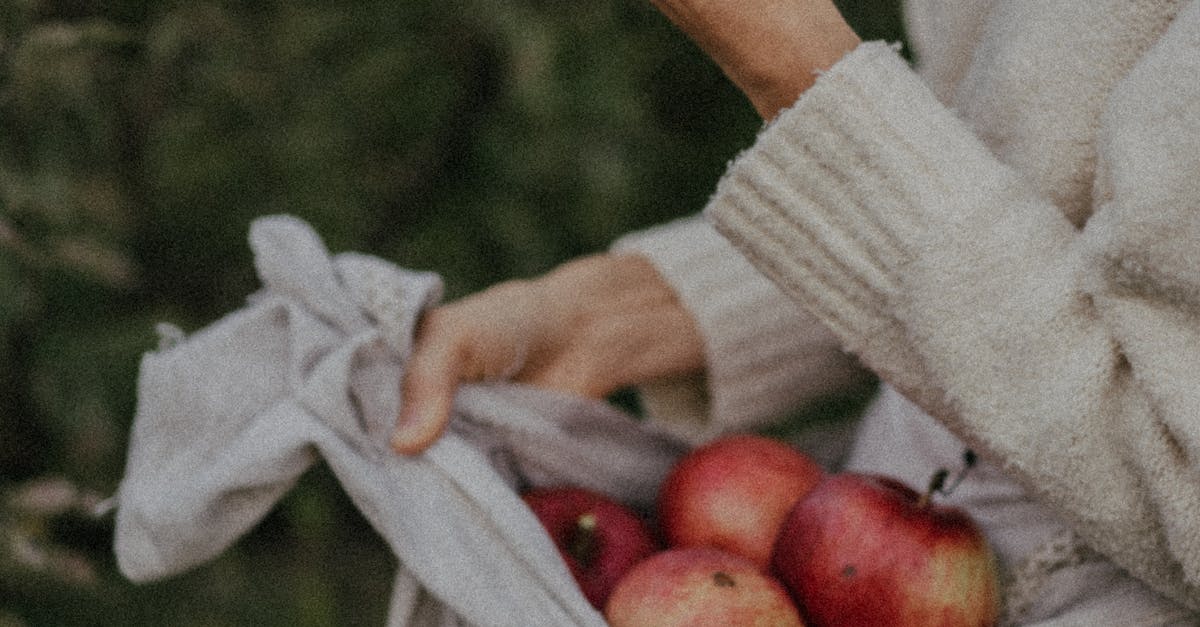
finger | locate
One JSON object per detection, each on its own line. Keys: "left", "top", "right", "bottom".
{"left": 391, "top": 325, "right": 464, "bottom": 455}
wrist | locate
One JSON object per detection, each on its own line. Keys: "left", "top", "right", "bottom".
{"left": 740, "top": 30, "right": 861, "bottom": 119}
{"left": 652, "top": 0, "right": 860, "bottom": 120}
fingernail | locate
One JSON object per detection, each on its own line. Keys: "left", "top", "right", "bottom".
{"left": 393, "top": 404, "right": 446, "bottom": 456}
{"left": 392, "top": 393, "right": 455, "bottom": 455}
{"left": 390, "top": 411, "right": 423, "bottom": 454}
{"left": 390, "top": 431, "right": 419, "bottom": 456}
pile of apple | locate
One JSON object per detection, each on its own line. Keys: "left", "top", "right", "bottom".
{"left": 521, "top": 434, "right": 1001, "bottom": 627}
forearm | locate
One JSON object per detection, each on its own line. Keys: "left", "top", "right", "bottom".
{"left": 649, "top": 0, "right": 861, "bottom": 119}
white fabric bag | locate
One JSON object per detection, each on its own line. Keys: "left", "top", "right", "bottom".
{"left": 113, "top": 215, "right": 688, "bottom": 626}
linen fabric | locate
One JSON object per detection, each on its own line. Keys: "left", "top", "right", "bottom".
{"left": 114, "top": 215, "right": 688, "bottom": 627}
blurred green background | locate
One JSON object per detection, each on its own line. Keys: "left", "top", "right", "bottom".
{"left": 0, "top": 1, "right": 903, "bottom": 624}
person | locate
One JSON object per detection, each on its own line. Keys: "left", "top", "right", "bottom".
{"left": 391, "top": 0, "right": 1200, "bottom": 622}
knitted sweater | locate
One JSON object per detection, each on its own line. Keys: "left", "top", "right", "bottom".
{"left": 618, "top": 0, "right": 1200, "bottom": 614}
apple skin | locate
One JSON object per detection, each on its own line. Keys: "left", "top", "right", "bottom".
{"left": 771, "top": 473, "right": 1000, "bottom": 627}
{"left": 658, "top": 434, "right": 824, "bottom": 569}
{"left": 522, "top": 486, "right": 659, "bottom": 611}
{"left": 604, "top": 547, "right": 806, "bottom": 627}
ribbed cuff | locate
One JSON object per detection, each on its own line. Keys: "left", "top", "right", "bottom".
{"left": 612, "top": 216, "right": 866, "bottom": 445}
{"left": 704, "top": 41, "right": 1050, "bottom": 384}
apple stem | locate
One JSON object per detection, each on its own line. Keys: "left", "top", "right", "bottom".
{"left": 570, "top": 512, "right": 599, "bottom": 568}
{"left": 941, "top": 449, "right": 977, "bottom": 495}
{"left": 918, "top": 468, "right": 949, "bottom": 508}
{"left": 919, "top": 449, "right": 978, "bottom": 508}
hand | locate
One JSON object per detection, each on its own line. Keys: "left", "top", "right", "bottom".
{"left": 391, "top": 253, "right": 705, "bottom": 455}
{"left": 649, "top": 0, "right": 861, "bottom": 119}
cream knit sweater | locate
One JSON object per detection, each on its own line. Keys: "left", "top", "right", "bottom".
{"left": 617, "top": 0, "right": 1200, "bottom": 615}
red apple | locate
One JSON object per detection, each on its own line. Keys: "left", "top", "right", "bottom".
{"left": 658, "top": 434, "right": 824, "bottom": 569}
{"left": 771, "top": 472, "right": 1000, "bottom": 627}
{"left": 604, "top": 547, "right": 806, "bottom": 626}
{"left": 522, "top": 485, "right": 659, "bottom": 610}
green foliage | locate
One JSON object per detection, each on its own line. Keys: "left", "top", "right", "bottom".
{"left": 0, "top": 0, "right": 904, "bottom": 623}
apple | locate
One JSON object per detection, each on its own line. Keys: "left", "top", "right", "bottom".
{"left": 522, "top": 485, "right": 659, "bottom": 610}
{"left": 771, "top": 472, "right": 1000, "bottom": 627}
{"left": 604, "top": 547, "right": 806, "bottom": 626}
{"left": 658, "top": 434, "right": 824, "bottom": 569}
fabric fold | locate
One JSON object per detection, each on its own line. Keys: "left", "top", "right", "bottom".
{"left": 115, "top": 215, "right": 688, "bottom": 626}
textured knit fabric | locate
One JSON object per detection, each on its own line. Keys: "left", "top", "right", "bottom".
{"left": 114, "top": 215, "right": 688, "bottom": 627}
{"left": 612, "top": 216, "right": 872, "bottom": 445}
{"left": 696, "top": 0, "right": 1200, "bottom": 614}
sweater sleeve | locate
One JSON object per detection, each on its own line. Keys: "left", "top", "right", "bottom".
{"left": 703, "top": 25, "right": 1200, "bottom": 611}
{"left": 610, "top": 216, "right": 871, "bottom": 446}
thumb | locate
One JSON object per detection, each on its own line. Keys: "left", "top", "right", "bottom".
{"left": 391, "top": 337, "right": 462, "bottom": 455}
